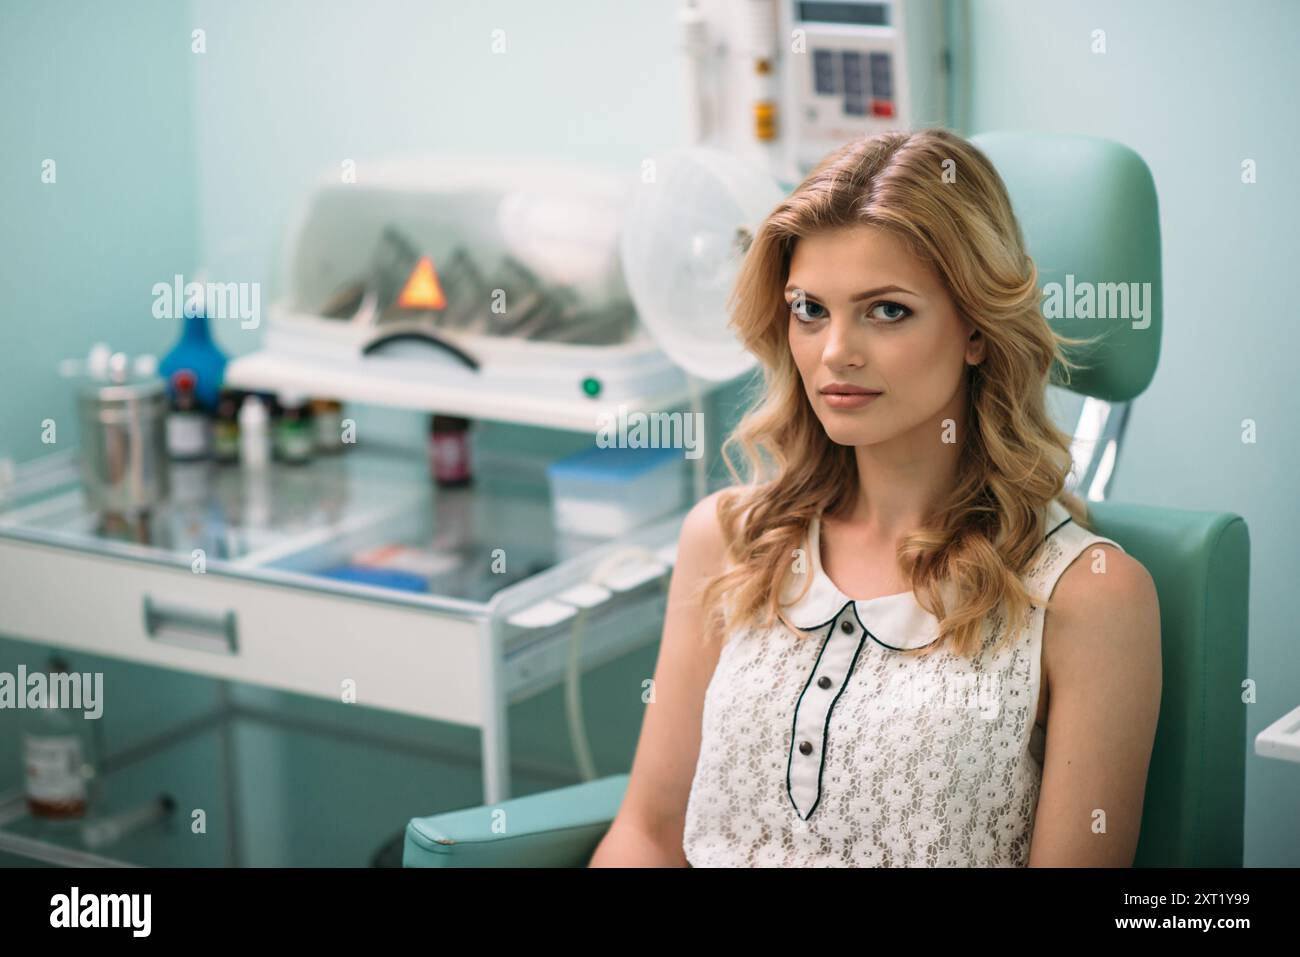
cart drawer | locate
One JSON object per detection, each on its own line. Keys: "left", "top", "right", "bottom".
{"left": 0, "top": 538, "right": 485, "bottom": 725}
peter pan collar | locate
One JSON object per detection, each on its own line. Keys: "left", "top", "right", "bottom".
{"left": 779, "top": 498, "right": 1072, "bottom": 649}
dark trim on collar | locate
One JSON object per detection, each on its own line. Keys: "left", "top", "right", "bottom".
{"left": 785, "top": 511, "right": 1076, "bottom": 642}
{"left": 1045, "top": 516, "right": 1073, "bottom": 540}
{"left": 785, "top": 610, "right": 869, "bottom": 821}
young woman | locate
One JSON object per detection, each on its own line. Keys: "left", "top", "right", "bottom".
{"left": 589, "top": 128, "right": 1162, "bottom": 868}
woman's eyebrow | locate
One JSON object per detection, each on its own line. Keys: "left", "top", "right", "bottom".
{"left": 783, "top": 283, "right": 918, "bottom": 300}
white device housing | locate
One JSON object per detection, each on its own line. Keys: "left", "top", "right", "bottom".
{"left": 224, "top": 157, "right": 694, "bottom": 432}
{"left": 683, "top": 0, "right": 950, "bottom": 185}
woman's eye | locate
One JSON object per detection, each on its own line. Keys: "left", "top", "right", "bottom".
{"left": 869, "top": 301, "right": 912, "bottom": 323}
{"left": 790, "top": 299, "right": 827, "bottom": 322}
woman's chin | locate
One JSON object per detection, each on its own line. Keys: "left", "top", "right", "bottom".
{"left": 823, "top": 423, "right": 887, "bottom": 447}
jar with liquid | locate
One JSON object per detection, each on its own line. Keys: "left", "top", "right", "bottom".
{"left": 22, "top": 658, "right": 95, "bottom": 820}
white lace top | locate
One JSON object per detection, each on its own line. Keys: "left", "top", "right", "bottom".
{"left": 682, "top": 498, "right": 1123, "bottom": 867}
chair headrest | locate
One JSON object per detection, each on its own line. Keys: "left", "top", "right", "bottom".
{"left": 971, "top": 131, "right": 1162, "bottom": 402}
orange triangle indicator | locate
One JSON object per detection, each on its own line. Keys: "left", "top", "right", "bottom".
{"left": 396, "top": 256, "right": 447, "bottom": 310}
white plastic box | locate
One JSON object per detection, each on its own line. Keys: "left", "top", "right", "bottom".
{"left": 546, "top": 445, "right": 687, "bottom": 538}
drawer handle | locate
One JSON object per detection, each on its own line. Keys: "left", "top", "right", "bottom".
{"left": 142, "top": 595, "right": 239, "bottom": 656}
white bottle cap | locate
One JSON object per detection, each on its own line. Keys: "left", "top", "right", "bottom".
{"left": 87, "top": 343, "right": 112, "bottom": 380}
{"left": 239, "top": 394, "right": 268, "bottom": 426}
{"left": 108, "top": 352, "right": 130, "bottom": 383}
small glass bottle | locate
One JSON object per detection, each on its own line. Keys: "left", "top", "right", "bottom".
{"left": 212, "top": 388, "right": 243, "bottom": 464}
{"left": 158, "top": 308, "right": 227, "bottom": 411}
{"left": 165, "top": 368, "right": 210, "bottom": 461}
{"left": 310, "top": 398, "right": 345, "bottom": 454}
{"left": 275, "top": 393, "right": 315, "bottom": 465}
{"left": 22, "top": 656, "right": 95, "bottom": 820}
{"left": 430, "top": 415, "right": 472, "bottom": 487}
{"left": 238, "top": 394, "right": 271, "bottom": 471}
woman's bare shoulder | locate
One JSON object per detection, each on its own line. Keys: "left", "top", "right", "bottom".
{"left": 678, "top": 488, "right": 739, "bottom": 571}
{"left": 1044, "top": 544, "right": 1160, "bottom": 675}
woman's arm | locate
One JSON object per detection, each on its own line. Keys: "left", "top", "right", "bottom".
{"left": 588, "top": 490, "right": 730, "bottom": 866}
{"left": 1027, "top": 544, "right": 1162, "bottom": 866}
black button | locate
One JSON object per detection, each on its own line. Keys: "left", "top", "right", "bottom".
{"left": 799, "top": 740, "right": 813, "bottom": 755}
{"left": 817, "top": 676, "right": 832, "bottom": 689}
{"left": 840, "top": 620, "right": 855, "bottom": 633}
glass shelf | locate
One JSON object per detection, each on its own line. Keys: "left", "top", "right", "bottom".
{"left": 0, "top": 440, "right": 685, "bottom": 614}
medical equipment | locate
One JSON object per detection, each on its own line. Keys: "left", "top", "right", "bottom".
{"left": 223, "top": 156, "right": 699, "bottom": 432}
{"left": 680, "top": 0, "right": 953, "bottom": 186}
{"left": 218, "top": 143, "right": 784, "bottom": 523}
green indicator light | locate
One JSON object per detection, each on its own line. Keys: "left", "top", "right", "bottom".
{"left": 582, "top": 377, "right": 602, "bottom": 398}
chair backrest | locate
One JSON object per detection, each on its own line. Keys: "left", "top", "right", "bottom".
{"left": 971, "top": 130, "right": 1162, "bottom": 402}
{"left": 973, "top": 131, "right": 1248, "bottom": 865}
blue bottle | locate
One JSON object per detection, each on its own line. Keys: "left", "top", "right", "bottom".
{"left": 159, "top": 310, "right": 227, "bottom": 411}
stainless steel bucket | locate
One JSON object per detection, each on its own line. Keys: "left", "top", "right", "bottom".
{"left": 77, "top": 373, "right": 170, "bottom": 515}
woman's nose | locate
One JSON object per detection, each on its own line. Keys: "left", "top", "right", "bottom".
{"left": 821, "top": 312, "right": 864, "bottom": 366}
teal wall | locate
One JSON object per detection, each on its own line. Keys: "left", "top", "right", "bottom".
{"left": 959, "top": 0, "right": 1298, "bottom": 869}
{"left": 0, "top": 0, "right": 200, "bottom": 463}
{"left": 0, "top": 0, "right": 211, "bottom": 866}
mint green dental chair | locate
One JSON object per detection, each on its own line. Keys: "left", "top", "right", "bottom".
{"left": 403, "top": 132, "right": 1249, "bottom": 868}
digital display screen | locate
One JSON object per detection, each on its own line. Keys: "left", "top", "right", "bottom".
{"left": 797, "top": 2, "right": 889, "bottom": 27}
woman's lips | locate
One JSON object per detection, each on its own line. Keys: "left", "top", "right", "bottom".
{"left": 821, "top": 391, "right": 881, "bottom": 409}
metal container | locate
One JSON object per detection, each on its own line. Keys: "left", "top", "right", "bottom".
{"left": 77, "top": 371, "right": 171, "bottom": 515}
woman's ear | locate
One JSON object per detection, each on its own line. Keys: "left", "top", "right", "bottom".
{"left": 965, "top": 326, "right": 986, "bottom": 366}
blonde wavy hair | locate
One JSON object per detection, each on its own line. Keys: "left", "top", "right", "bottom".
{"left": 700, "top": 127, "right": 1105, "bottom": 659}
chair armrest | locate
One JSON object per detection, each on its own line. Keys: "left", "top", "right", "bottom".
{"left": 403, "top": 774, "right": 630, "bottom": 867}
